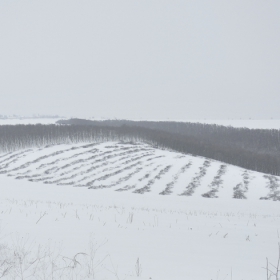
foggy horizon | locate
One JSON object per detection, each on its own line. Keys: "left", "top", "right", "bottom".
{"left": 1, "top": 1, "right": 279, "bottom": 120}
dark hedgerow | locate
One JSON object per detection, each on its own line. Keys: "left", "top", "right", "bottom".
{"left": 0, "top": 120, "right": 280, "bottom": 176}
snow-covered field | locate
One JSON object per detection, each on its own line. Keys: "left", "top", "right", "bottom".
{"left": 185, "top": 119, "right": 280, "bottom": 129}
{"left": 0, "top": 142, "right": 277, "bottom": 199}
{"left": 0, "top": 118, "right": 64, "bottom": 125}
{"left": 0, "top": 142, "right": 280, "bottom": 279}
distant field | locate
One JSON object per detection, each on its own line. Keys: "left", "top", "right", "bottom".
{"left": 0, "top": 118, "right": 64, "bottom": 125}
{"left": 185, "top": 119, "right": 280, "bottom": 129}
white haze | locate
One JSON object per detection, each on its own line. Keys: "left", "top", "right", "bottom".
{"left": 0, "top": 0, "right": 279, "bottom": 119}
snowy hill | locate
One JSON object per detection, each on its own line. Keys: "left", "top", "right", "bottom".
{"left": 0, "top": 141, "right": 278, "bottom": 200}
{"left": 0, "top": 141, "right": 280, "bottom": 280}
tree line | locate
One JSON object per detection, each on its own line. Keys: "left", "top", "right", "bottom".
{"left": 0, "top": 119, "right": 279, "bottom": 176}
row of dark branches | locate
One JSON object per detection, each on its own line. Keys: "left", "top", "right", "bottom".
{"left": 0, "top": 119, "right": 280, "bottom": 176}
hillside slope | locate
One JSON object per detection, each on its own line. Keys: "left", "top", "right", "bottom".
{"left": 0, "top": 141, "right": 278, "bottom": 200}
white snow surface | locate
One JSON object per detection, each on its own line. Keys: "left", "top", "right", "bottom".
{"left": 0, "top": 142, "right": 279, "bottom": 279}
{"left": 0, "top": 118, "right": 64, "bottom": 125}
{"left": 184, "top": 119, "right": 280, "bottom": 129}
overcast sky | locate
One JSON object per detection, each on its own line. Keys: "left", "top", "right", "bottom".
{"left": 0, "top": 1, "right": 279, "bottom": 120}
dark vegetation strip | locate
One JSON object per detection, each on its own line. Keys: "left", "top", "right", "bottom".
{"left": 69, "top": 149, "right": 151, "bottom": 185}
{"left": 138, "top": 165, "right": 161, "bottom": 182}
{"left": 134, "top": 165, "right": 172, "bottom": 194}
{"left": 3, "top": 144, "right": 85, "bottom": 173}
{"left": 0, "top": 150, "right": 29, "bottom": 165}
{"left": 87, "top": 161, "right": 143, "bottom": 188}
{"left": 233, "top": 170, "right": 251, "bottom": 199}
{"left": 35, "top": 144, "right": 100, "bottom": 170}
{"left": 0, "top": 150, "right": 33, "bottom": 171}
{"left": 59, "top": 119, "right": 280, "bottom": 176}
{"left": 13, "top": 147, "right": 139, "bottom": 183}
{"left": 260, "top": 175, "right": 280, "bottom": 201}
{"left": 9, "top": 146, "right": 100, "bottom": 178}
{"left": 115, "top": 162, "right": 156, "bottom": 192}
{"left": 66, "top": 119, "right": 280, "bottom": 158}
{"left": 160, "top": 162, "right": 192, "bottom": 195}
{"left": 16, "top": 147, "right": 125, "bottom": 178}
{"left": 86, "top": 152, "right": 154, "bottom": 185}
{"left": 0, "top": 151, "right": 12, "bottom": 159}
{"left": 56, "top": 151, "right": 153, "bottom": 185}
{"left": 180, "top": 160, "right": 211, "bottom": 196}
{"left": 201, "top": 164, "right": 227, "bottom": 198}
{"left": 0, "top": 119, "right": 280, "bottom": 175}
{"left": 92, "top": 167, "right": 145, "bottom": 190}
